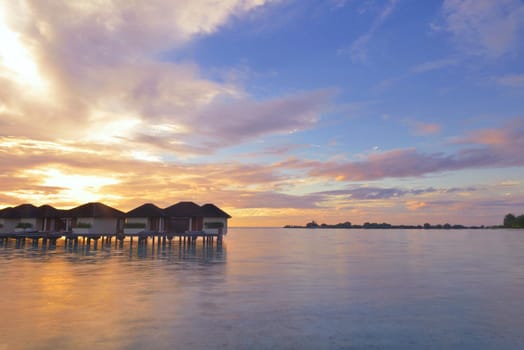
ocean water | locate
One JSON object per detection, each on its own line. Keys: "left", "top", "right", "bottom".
{"left": 1, "top": 228, "right": 524, "bottom": 349}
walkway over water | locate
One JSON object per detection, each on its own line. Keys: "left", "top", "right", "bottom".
{"left": 0, "top": 231, "right": 222, "bottom": 250}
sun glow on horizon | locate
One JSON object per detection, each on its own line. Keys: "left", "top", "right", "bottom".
{"left": 24, "top": 168, "right": 121, "bottom": 204}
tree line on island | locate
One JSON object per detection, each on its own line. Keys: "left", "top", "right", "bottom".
{"left": 503, "top": 213, "right": 524, "bottom": 228}
{"left": 284, "top": 213, "right": 524, "bottom": 229}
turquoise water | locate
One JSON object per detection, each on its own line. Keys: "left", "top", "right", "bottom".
{"left": 1, "top": 228, "right": 524, "bottom": 349}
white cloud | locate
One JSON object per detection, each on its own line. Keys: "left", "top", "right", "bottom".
{"left": 0, "top": 0, "right": 331, "bottom": 155}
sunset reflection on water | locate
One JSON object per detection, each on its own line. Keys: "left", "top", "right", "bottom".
{"left": 1, "top": 228, "right": 524, "bottom": 349}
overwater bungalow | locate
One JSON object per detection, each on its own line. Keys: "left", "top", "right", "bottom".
{"left": 0, "top": 205, "right": 64, "bottom": 233}
{"left": 124, "top": 203, "right": 166, "bottom": 234}
{"left": 1, "top": 201, "right": 231, "bottom": 248}
{"left": 37, "top": 204, "right": 65, "bottom": 232}
{"left": 0, "top": 204, "right": 44, "bottom": 232}
{"left": 164, "top": 201, "right": 203, "bottom": 233}
{"left": 0, "top": 207, "right": 15, "bottom": 233}
{"left": 67, "top": 202, "right": 125, "bottom": 235}
{"left": 0, "top": 201, "right": 231, "bottom": 237}
{"left": 12, "top": 204, "right": 40, "bottom": 232}
{"left": 201, "top": 203, "right": 231, "bottom": 235}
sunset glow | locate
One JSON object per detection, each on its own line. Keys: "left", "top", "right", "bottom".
{"left": 0, "top": 1, "right": 523, "bottom": 225}
{"left": 0, "top": 6, "right": 47, "bottom": 93}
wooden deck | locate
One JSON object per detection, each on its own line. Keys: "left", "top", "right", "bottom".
{"left": 0, "top": 231, "right": 223, "bottom": 249}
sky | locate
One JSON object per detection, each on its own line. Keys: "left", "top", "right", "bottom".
{"left": 0, "top": 0, "right": 523, "bottom": 226}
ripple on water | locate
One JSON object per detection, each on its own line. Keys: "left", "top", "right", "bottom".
{"left": 1, "top": 229, "right": 524, "bottom": 349}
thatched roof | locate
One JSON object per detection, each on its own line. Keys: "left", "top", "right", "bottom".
{"left": 126, "top": 203, "right": 165, "bottom": 218}
{"left": 201, "top": 204, "right": 231, "bottom": 218}
{"left": 164, "top": 201, "right": 202, "bottom": 217}
{"left": 67, "top": 202, "right": 125, "bottom": 218}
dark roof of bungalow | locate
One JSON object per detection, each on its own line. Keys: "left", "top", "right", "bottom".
{"left": 67, "top": 202, "right": 125, "bottom": 218}
{"left": 0, "top": 204, "right": 58, "bottom": 218}
{"left": 37, "top": 204, "right": 61, "bottom": 218}
{"left": 2, "top": 204, "right": 40, "bottom": 218}
{"left": 126, "top": 203, "right": 165, "bottom": 218}
{"left": 0, "top": 207, "right": 13, "bottom": 218}
{"left": 164, "top": 201, "right": 202, "bottom": 217}
{"left": 201, "top": 204, "right": 232, "bottom": 218}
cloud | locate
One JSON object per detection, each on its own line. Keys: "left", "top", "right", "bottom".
{"left": 19, "top": 0, "right": 273, "bottom": 59}
{"left": 496, "top": 74, "right": 524, "bottom": 87}
{"left": 124, "top": 88, "right": 332, "bottom": 154}
{"left": 0, "top": 134, "right": 481, "bottom": 214}
{"left": 0, "top": 136, "right": 296, "bottom": 208}
{"left": 411, "top": 58, "right": 460, "bottom": 73}
{"left": 405, "top": 201, "right": 427, "bottom": 211}
{"left": 175, "top": 90, "right": 332, "bottom": 151}
{"left": 500, "top": 180, "right": 521, "bottom": 187}
{"left": 411, "top": 121, "right": 442, "bottom": 135}
{"left": 457, "top": 118, "right": 524, "bottom": 146}
{"left": 330, "top": 0, "right": 349, "bottom": 9}
{"left": 0, "top": 131, "right": 515, "bottom": 226}
{"left": 316, "top": 187, "right": 434, "bottom": 200}
{"left": 341, "top": 0, "right": 399, "bottom": 62}
{"left": 308, "top": 186, "right": 477, "bottom": 202}
{"left": 0, "top": 0, "right": 331, "bottom": 156}
{"left": 306, "top": 118, "right": 524, "bottom": 181}
{"left": 439, "top": 0, "right": 524, "bottom": 57}
{"left": 309, "top": 148, "right": 450, "bottom": 181}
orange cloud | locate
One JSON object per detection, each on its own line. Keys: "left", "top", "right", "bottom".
{"left": 405, "top": 200, "right": 428, "bottom": 211}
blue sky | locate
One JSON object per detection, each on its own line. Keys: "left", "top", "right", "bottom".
{"left": 178, "top": 0, "right": 523, "bottom": 158}
{"left": 0, "top": 0, "right": 524, "bottom": 225}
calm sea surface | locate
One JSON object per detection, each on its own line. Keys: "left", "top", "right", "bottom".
{"left": 1, "top": 228, "right": 524, "bottom": 349}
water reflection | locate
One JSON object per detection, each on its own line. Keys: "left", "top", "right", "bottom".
{"left": 0, "top": 237, "right": 228, "bottom": 350}
{"left": 0, "top": 237, "right": 227, "bottom": 265}
{"left": 1, "top": 229, "right": 524, "bottom": 349}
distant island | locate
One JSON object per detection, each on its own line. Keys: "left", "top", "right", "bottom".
{"left": 503, "top": 213, "right": 524, "bottom": 228}
{"left": 284, "top": 213, "right": 524, "bottom": 229}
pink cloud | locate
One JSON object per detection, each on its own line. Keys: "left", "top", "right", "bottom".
{"left": 306, "top": 118, "right": 524, "bottom": 181}
{"left": 458, "top": 118, "right": 524, "bottom": 146}
{"left": 413, "top": 122, "right": 442, "bottom": 135}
